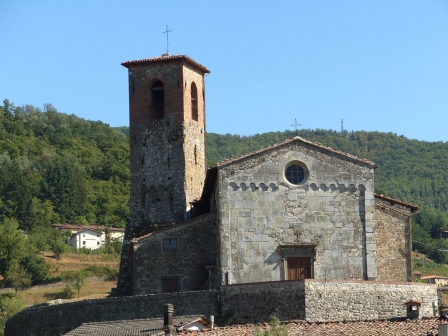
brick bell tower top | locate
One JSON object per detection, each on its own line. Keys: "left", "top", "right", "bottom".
{"left": 122, "top": 55, "right": 210, "bottom": 130}
{"left": 122, "top": 54, "right": 210, "bottom": 232}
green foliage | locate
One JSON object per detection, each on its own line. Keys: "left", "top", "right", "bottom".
{"left": 62, "top": 270, "right": 88, "bottom": 298}
{"left": 413, "top": 258, "right": 448, "bottom": 278}
{"left": 19, "top": 253, "right": 50, "bottom": 284}
{"left": 57, "top": 284, "right": 75, "bottom": 299}
{"left": 254, "top": 316, "right": 288, "bottom": 336}
{"left": 0, "top": 218, "right": 50, "bottom": 286}
{"left": 51, "top": 239, "right": 68, "bottom": 261}
{"left": 5, "top": 265, "right": 32, "bottom": 296}
{"left": 0, "top": 218, "right": 27, "bottom": 277}
{"left": 0, "top": 100, "right": 129, "bottom": 229}
{"left": 0, "top": 294, "right": 23, "bottom": 336}
{"left": 83, "top": 265, "right": 119, "bottom": 281}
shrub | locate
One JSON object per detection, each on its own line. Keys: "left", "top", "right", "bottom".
{"left": 254, "top": 316, "right": 288, "bottom": 336}
{"left": 59, "top": 285, "right": 74, "bottom": 299}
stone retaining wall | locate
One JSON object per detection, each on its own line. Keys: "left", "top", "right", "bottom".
{"left": 220, "top": 280, "right": 306, "bottom": 324}
{"left": 5, "top": 290, "right": 218, "bottom": 336}
{"left": 5, "top": 280, "right": 437, "bottom": 335}
{"left": 305, "top": 280, "right": 437, "bottom": 322}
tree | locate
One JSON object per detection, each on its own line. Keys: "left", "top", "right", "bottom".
{"left": 0, "top": 218, "right": 27, "bottom": 277}
{"left": 0, "top": 295, "right": 22, "bottom": 336}
{"left": 63, "top": 270, "right": 88, "bottom": 298}
{"left": 27, "top": 198, "right": 59, "bottom": 230}
{"left": 50, "top": 240, "right": 67, "bottom": 262}
{"left": 20, "top": 254, "right": 49, "bottom": 284}
{"left": 5, "top": 265, "right": 32, "bottom": 296}
{"left": 42, "top": 154, "right": 87, "bottom": 223}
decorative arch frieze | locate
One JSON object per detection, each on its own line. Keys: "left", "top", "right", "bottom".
{"left": 227, "top": 182, "right": 363, "bottom": 193}
{"left": 227, "top": 182, "right": 278, "bottom": 192}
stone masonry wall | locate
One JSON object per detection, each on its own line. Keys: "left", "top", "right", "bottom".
{"left": 5, "top": 280, "right": 437, "bottom": 335}
{"left": 305, "top": 280, "right": 437, "bottom": 322}
{"left": 127, "top": 59, "right": 206, "bottom": 228}
{"left": 117, "top": 57, "right": 207, "bottom": 296}
{"left": 220, "top": 281, "right": 306, "bottom": 324}
{"left": 218, "top": 139, "right": 376, "bottom": 285}
{"left": 132, "top": 213, "right": 218, "bottom": 295}
{"left": 375, "top": 202, "right": 412, "bottom": 282}
{"left": 5, "top": 290, "right": 219, "bottom": 336}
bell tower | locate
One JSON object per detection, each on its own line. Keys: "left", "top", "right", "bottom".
{"left": 123, "top": 54, "right": 210, "bottom": 231}
{"left": 117, "top": 55, "right": 210, "bottom": 296}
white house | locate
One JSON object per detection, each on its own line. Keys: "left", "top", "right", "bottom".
{"left": 52, "top": 224, "right": 125, "bottom": 248}
{"left": 421, "top": 275, "right": 448, "bottom": 286}
{"left": 66, "top": 229, "right": 103, "bottom": 250}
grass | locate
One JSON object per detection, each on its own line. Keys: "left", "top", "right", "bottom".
{"left": 17, "top": 281, "right": 117, "bottom": 307}
{"left": 412, "top": 254, "right": 448, "bottom": 278}
{"left": 10, "top": 251, "right": 120, "bottom": 308}
{"left": 40, "top": 251, "right": 119, "bottom": 277}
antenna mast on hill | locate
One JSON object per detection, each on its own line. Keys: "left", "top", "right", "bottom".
{"left": 291, "top": 118, "right": 302, "bottom": 136}
{"left": 341, "top": 119, "right": 344, "bottom": 133}
{"left": 163, "top": 25, "right": 171, "bottom": 56}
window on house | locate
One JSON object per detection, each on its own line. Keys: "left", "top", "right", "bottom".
{"left": 162, "top": 278, "right": 179, "bottom": 293}
{"left": 83, "top": 241, "right": 86, "bottom": 245}
{"left": 151, "top": 80, "right": 164, "bottom": 119}
{"left": 163, "top": 238, "right": 177, "bottom": 250}
{"left": 97, "top": 242, "right": 100, "bottom": 245}
{"left": 191, "top": 82, "right": 198, "bottom": 121}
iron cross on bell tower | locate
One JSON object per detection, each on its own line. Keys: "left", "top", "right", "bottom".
{"left": 163, "top": 25, "right": 171, "bottom": 56}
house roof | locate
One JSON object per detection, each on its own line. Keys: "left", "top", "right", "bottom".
{"left": 121, "top": 54, "right": 210, "bottom": 74}
{"left": 403, "top": 299, "right": 422, "bottom": 305}
{"left": 69, "top": 229, "right": 102, "bottom": 238}
{"left": 168, "top": 318, "right": 447, "bottom": 336}
{"left": 64, "top": 315, "right": 208, "bottom": 335}
{"left": 52, "top": 224, "right": 125, "bottom": 232}
{"left": 214, "top": 136, "right": 377, "bottom": 169}
{"left": 374, "top": 194, "right": 419, "bottom": 213}
{"left": 421, "top": 275, "right": 448, "bottom": 280}
{"left": 132, "top": 212, "right": 215, "bottom": 242}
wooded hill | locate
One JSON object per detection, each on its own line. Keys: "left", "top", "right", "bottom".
{"left": 1, "top": 99, "right": 447, "bottom": 262}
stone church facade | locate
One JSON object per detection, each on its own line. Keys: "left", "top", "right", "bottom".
{"left": 116, "top": 54, "right": 418, "bottom": 296}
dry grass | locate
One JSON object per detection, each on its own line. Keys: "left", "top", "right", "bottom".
{"left": 41, "top": 251, "right": 119, "bottom": 277}
{"left": 18, "top": 281, "right": 117, "bottom": 307}
{"left": 1, "top": 252, "right": 121, "bottom": 308}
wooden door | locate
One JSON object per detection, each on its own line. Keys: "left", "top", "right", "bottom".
{"left": 287, "top": 257, "right": 311, "bottom": 280}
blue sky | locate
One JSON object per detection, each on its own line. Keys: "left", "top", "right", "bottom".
{"left": 1, "top": 1, "right": 447, "bottom": 142}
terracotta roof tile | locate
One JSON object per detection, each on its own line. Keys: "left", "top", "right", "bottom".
{"left": 183, "top": 318, "right": 446, "bottom": 336}
{"left": 121, "top": 55, "right": 210, "bottom": 74}
{"left": 374, "top": 194, "right": 419, "bottom": 211}
{"left": 52, "top": 224, "right": 124, "bottom": 232}
{"left": 421, "top": 275, "right": 448, "bottom": 279}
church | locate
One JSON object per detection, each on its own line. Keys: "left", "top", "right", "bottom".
{"left": 116, "top": 54, "right": 418, "bottom": 296}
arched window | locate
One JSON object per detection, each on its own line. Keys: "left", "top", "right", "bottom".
{"left": 191, "top": 82, "right": 198, "bottom": 121}
{"left": 151, "top": 80, "right": 164, "bottom": 119}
